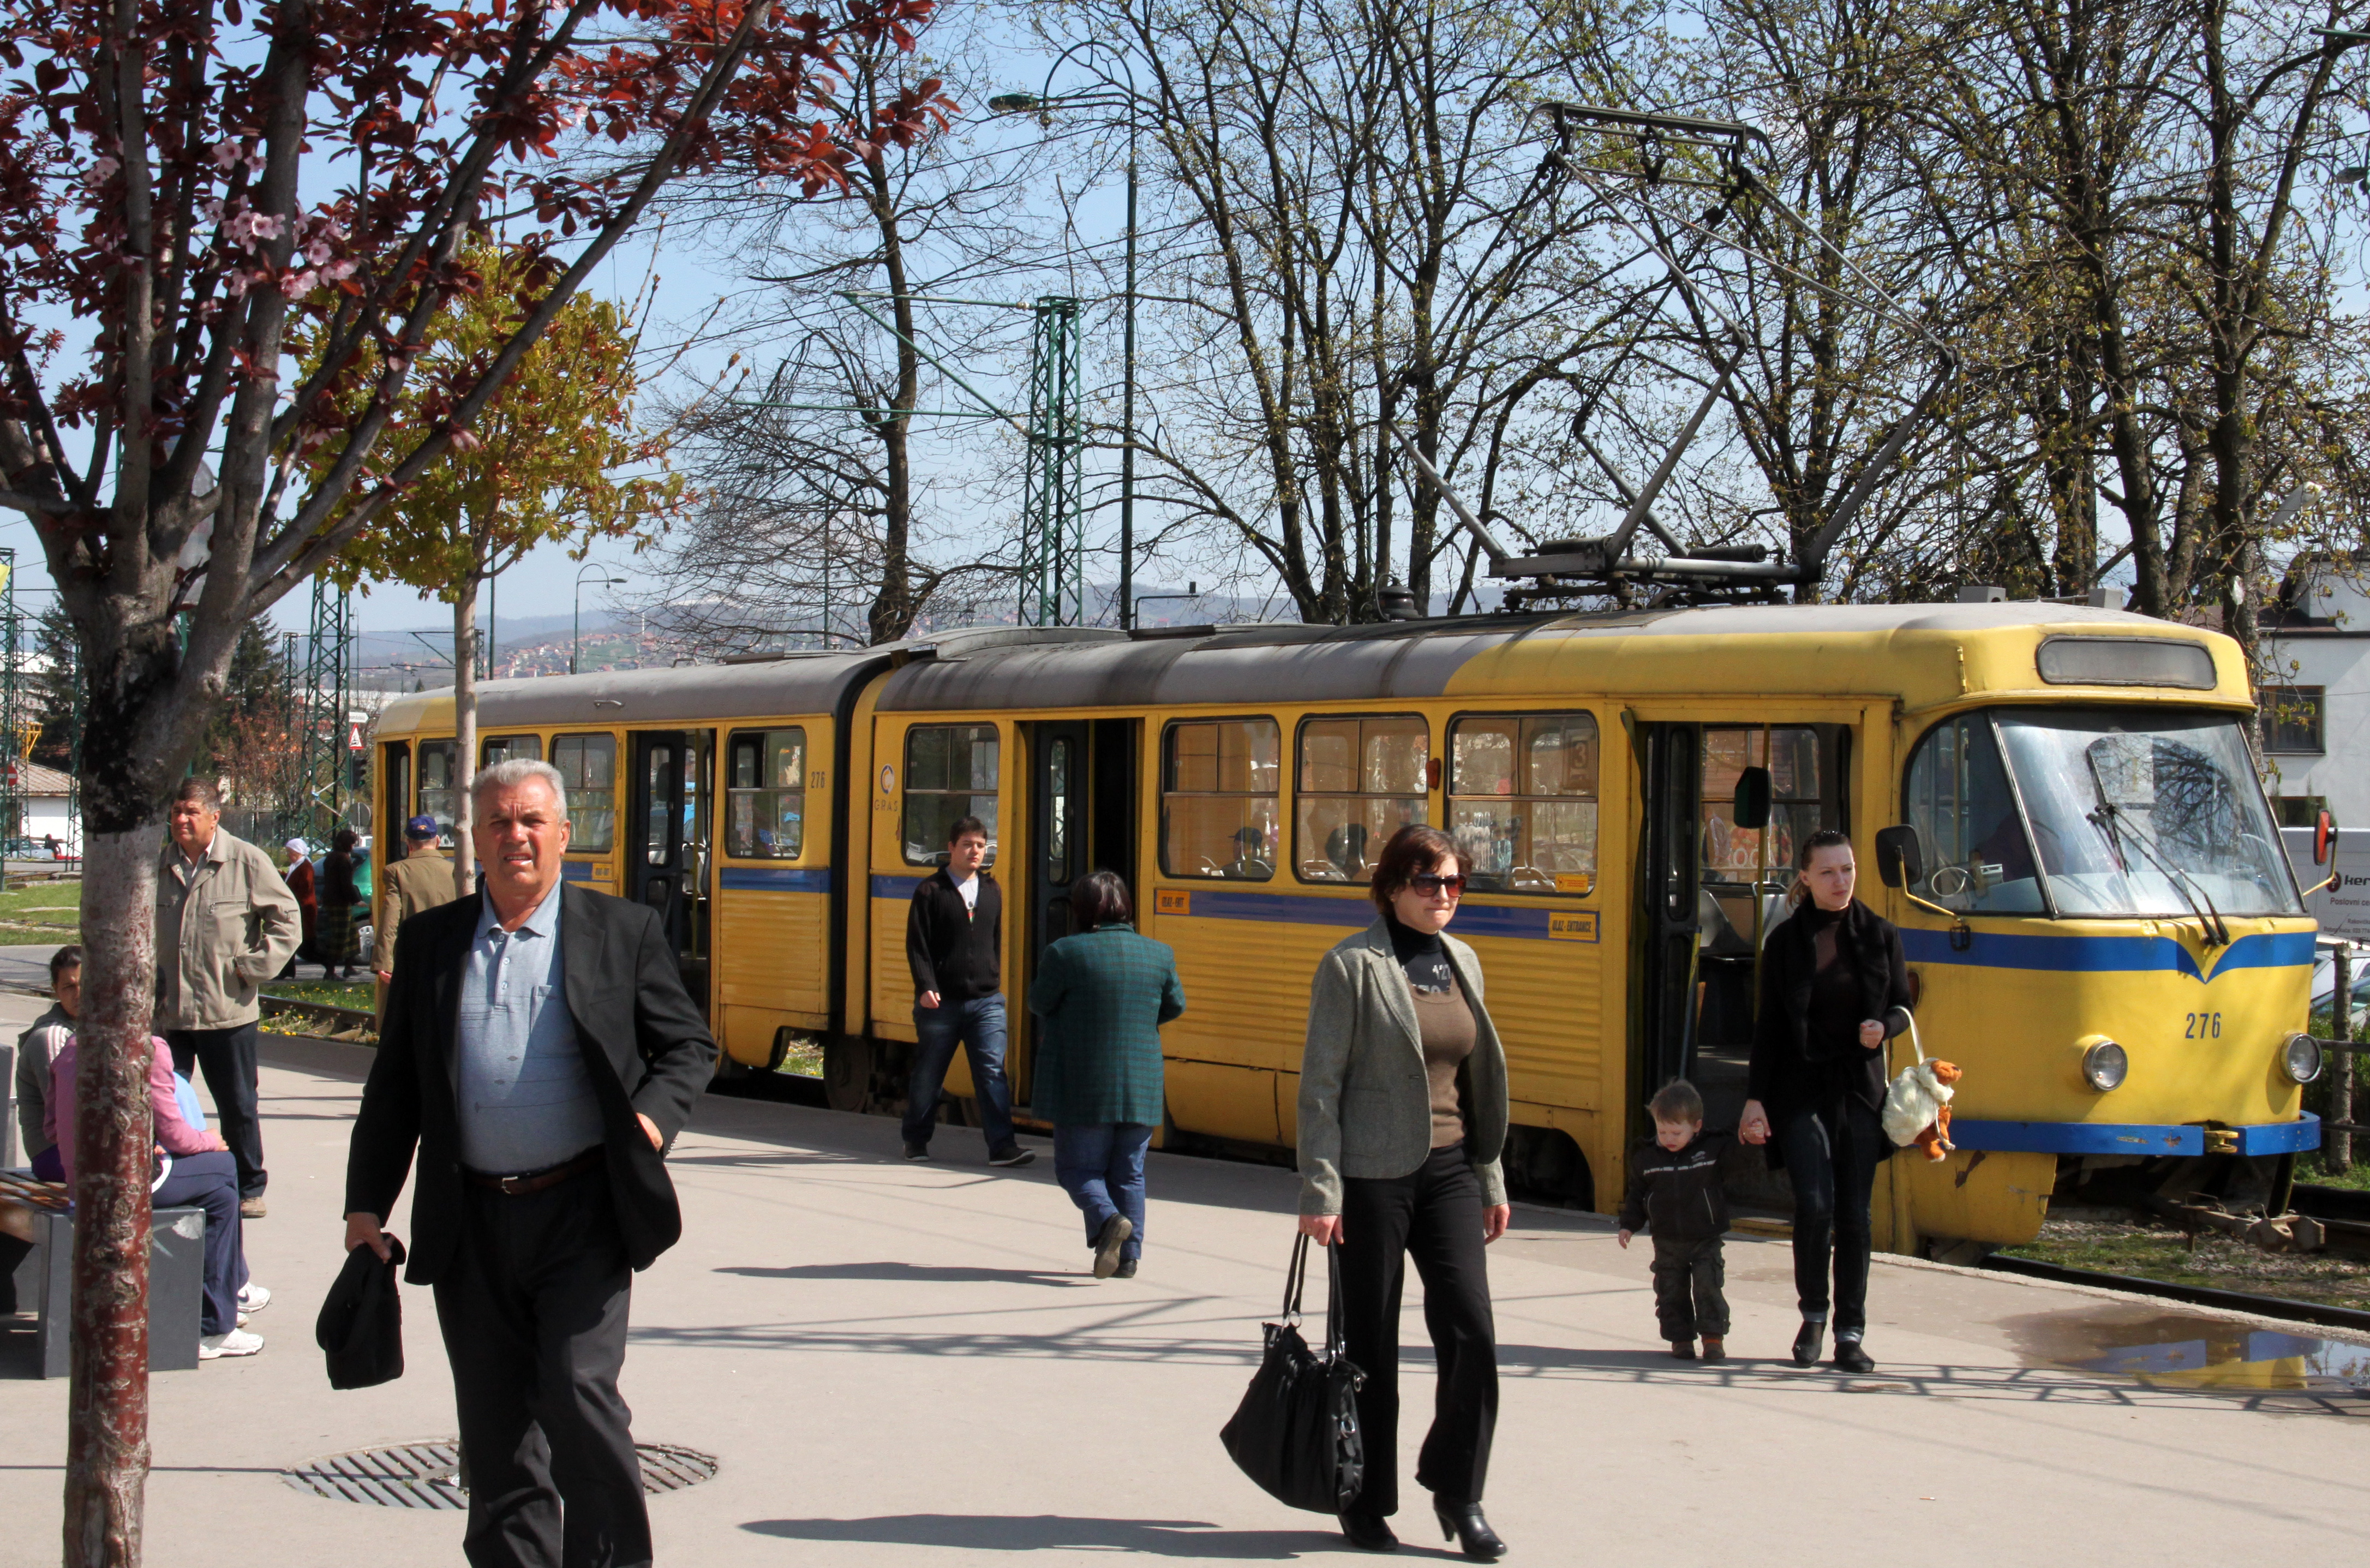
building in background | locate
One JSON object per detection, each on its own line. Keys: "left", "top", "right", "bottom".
{"left": 2260, "top": 556, "right": 2370, "bottom": 830}
{"left": 17, "top": 761, "right": 75, "bottom": 853}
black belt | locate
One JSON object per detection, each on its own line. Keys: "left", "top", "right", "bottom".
{"left": 464, "top": 1147, "right": 603, "bottom": 1196}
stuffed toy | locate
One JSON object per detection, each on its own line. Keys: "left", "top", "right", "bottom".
{"left": 1881, "top": 1057, "right": 1961, "bottom": 1159}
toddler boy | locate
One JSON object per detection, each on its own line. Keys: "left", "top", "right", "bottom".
{"left": 1617, "top": 1079, "right": 1732, "bottom": 1362}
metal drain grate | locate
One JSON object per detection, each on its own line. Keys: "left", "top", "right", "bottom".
{"left": 287, "top": 1440, "right": 718, "bottom": 1509}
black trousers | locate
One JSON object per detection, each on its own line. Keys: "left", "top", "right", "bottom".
{"left": 166, "top": 1022, "right": 265, "bottom": 1199}
{"left": 1778, "top": 1097, "right": 1883, "bottom": 1334}
{"left": 1337, "top": 1145, "right": 1497, "bottom": 1516}
{"left": 433, "top": 1170, "right": 649, "bottom": 1568}
{"left": 1649, "top": 1235, "right": 1729, "bottom": 1342}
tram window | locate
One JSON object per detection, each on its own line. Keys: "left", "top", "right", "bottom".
{"left": 481, "top": 733, "right": 542, "bottom": 767}
{"left": 1295, "top": 715, "right": 1429, "bottom": 884}
{"left": 903, "top": 723, "right": 1000, "bottom": 866}
{"left": 1902, "top": 714, "right": 2044, "bottom": 913}
{"left": 551, "top": 733, "right": 618, "bottom": 853}
{"left": 1701, "top": 727, "right": 1824, "bottom": 885}
{"left": 416, "top": 741, "right": 456, "bottom": 846}
{"left": 1160, "top": 718, "right": 1280, "bottom": 881}
{"left": 1447, "top": 713, "right": 1598, "bottom": 894}
{"left": 725, "top": 728, "right": 805, "bottom": 859}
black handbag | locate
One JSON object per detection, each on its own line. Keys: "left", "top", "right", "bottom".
{"left": 1219, "top": 1234, "right": 1366, "bottom": 1513}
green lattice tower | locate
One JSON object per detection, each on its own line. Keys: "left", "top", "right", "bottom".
{"left": 0, "top": 547, "right": 19, "bottom": 843}
{"left": 1018, "top": 296, "right": 1087, "bottom": 627}
{"left": 296, "top": 574, "right": 356, "bottom": 841}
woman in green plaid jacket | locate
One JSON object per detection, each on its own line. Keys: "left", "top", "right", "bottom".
{"left": 1028, "top": 871, "right": 1187, "bottom": 1279}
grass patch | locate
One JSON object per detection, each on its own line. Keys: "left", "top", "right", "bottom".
{"left": 263, "top": 978, "right": 375, "bottom": 1013}
{"left": 2004, "top": 1217, "right": 2370, "bottom": 1312}
{"left": 2307, "top": 1159, "right": 2370, "bottom": 1192}
{"left": 0, "top": 880, "right": 80, "bottom": 942}
{"left": 776, "top": 1034, "right": 826, "bottom": 1077}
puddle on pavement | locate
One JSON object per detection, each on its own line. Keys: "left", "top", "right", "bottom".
{"left": 2006, "top": 1307, "right": 2370, "bottom": 1393}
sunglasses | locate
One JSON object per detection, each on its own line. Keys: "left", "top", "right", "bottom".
{"left": 1409, "top": 872, "right": 1468, "bottom": 897}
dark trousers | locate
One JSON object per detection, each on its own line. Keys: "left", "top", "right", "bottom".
{"left": 1649, "top": 1235, "right": 1729, "bottom": 1342}
{"left": 1052, "top": 1122, "right": 1152, "bottom": 1261}
{"left": 433, "top": 1172, "right": 648, "bottom": 1568}
{"left": 901, "top": 995, "right": 1016, "bottom": 1152}
{"left": 166, "top": 1023, "right": 265, "bottom": 1200}
{"left": 1778, "top": 1097, "right": 1883, "bottom": 1334}
{"left": 1337, "top": 1145, "right": 1498, "bottom": 1516}
{"left": 154, "top": 1149, "right": 247, "bottom": 1335}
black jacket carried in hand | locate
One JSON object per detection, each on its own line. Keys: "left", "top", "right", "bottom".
{"left": 906, "top": 869, "right": 1002, "bottom": 1002}
{"left": 344, "top": 883, "right": 717, "bottom": 1284}
{"left": 1748, "top": 897, "right": 1913, "bottom": 1127}
{"left": 317, "top": 1235, "right": 406, "bottom": 1389}
{"left": 1618, "top": 1132, "right": 1732, "bottom": 1244}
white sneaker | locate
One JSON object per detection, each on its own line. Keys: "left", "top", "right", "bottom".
{"left": 238, "top": 1283, "right": 271, "bottom": 1313}
{"left": 199, "top": 1328, "right": 264, "bottom": 1359}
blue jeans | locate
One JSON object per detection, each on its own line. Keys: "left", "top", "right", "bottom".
{"left": 902, "top": 995, "right": 1016, "bottom": 1151}
{"left": 1053, "top": 1123, "right": 1152, "bottom": 1261}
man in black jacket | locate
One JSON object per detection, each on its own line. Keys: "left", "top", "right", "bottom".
{"left": 345, "top": 759, "right": 714, "bottom": 1568}
{"left": 901, "top": 815, "right": 1032, "bottom": 1166}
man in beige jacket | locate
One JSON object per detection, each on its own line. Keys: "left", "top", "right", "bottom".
{"left": 155, "top": 779, "right": 301, "bottom": 1217}
{"left": 374, "top": 812, "right": 458, "bottom": 1020}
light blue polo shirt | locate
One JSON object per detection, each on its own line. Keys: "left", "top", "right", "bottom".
{"left": 454, "top": 889, "right": 603, "bottom": 1175}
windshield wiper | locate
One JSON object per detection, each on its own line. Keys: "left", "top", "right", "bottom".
{"left": 2084, "top": 752, "right": 2229, "bottom": 947}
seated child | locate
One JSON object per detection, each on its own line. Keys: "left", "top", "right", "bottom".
{"left": 1617, "top": 1079, "right": 1732, "bottom": 1362}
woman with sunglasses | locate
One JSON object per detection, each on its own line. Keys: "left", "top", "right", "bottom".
{"left": 1297, "top": 823, "right": 1511, "bottom": 1560}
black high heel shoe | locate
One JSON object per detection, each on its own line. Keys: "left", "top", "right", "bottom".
{"left": 1434, "top": 1500, "right": 1506, "bottom": 1561}
{"left": 1337, "top": 1510, "right": 1398, "bottom": 1552}
{"left": 1792, "top": 1318, "right": 1825, "bottom": 1367}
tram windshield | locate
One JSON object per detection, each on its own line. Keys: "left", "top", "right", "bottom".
{"left": 1905, "top": 707, "right": 2301, "bottom": 919}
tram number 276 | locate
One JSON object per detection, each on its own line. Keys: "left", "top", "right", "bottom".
{"left": 2183, "top": 1012, "right": 2223, "bottom": 1040}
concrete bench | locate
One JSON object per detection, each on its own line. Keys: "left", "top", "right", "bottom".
{"left": 3, "top": 1171, "right": 206, "bottom": 1379}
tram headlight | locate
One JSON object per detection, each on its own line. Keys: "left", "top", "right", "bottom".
{"left": 2283, "top": 1032, "right": 2324, "bottom": 1086}
{"left": 2080, "top": 1038, "right": 2128, "bottom": 1093}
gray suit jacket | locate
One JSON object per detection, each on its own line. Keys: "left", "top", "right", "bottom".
{"left": 1296, "top": 920, "right": 1509, "bottom": 1215}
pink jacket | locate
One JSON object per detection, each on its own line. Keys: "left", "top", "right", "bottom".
{"left": 44, "top": 1036, "right": 214, "bottom": 1183}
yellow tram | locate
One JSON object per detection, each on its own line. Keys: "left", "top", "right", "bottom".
{"left": 370, "top": 602, "right": 2322, "bottom": 1253}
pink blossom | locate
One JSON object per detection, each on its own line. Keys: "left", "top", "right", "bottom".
{"left": 304, "top": 239, "right": 332, "bottom": 265}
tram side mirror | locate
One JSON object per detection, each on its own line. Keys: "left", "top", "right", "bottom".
{"left": 2316, "top": 808, "right": 2339, "bottom": 867}
{"left": 1733, "top": 767, "right": 1773, "bottom": 832}
{"left": 1874, "top": 825, "right": 1925, "bottom": 890}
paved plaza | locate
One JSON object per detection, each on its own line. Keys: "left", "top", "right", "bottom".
{"left": 7, "top": 1020, "right": 2370, "bottom": 1565}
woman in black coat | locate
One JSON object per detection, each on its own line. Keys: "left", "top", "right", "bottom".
{"left": 1739, "top": 828, "right": 1912, "bottom": 1373}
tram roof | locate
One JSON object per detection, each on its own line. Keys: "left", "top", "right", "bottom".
{"left": 873, "top": 601, "right": 2246, "bottom": 713}
{"left": 372, "top": 627, "right": 1121, "bottom": 733}
{"left": 373, "top": 602, "right": 2246, "bottom": 733}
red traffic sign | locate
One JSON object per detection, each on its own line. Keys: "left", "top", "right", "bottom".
{"left": 346, "top": 723, "right": 364, "bottom": 752}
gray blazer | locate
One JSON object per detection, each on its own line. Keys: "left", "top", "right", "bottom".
{"left": 1296, "top": 920, "right": 1509, "bottom": 1216}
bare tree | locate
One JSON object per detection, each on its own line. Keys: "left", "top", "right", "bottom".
{"left": 649, "top": 19, "right": 1049, "bottom": 645}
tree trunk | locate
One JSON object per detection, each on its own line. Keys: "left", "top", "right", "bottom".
{"left": 62, "top": 828, "right": 159, "bottom": 1567}
{"left": 453, "top": 575, "right": 478, "bottom": 896}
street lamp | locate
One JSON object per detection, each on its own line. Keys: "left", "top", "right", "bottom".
{"left": 573, "top": 565, "right": 629, "bottom": 675}
{"left": 994, "top": 44, "right": 1142, "bottom": 629}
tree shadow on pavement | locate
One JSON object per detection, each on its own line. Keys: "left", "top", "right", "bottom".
{"left": 740, "top": 1513, "right": 1373, "bottom": 1558}
{"left": 717, "top": 1262, "right": 1092, "bottom": 1287}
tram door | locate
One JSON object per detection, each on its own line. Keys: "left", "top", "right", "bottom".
{"left": 628, "top": 729, "right": 715, "bottom": 1015}
{"left": 1633, "top": 723, "right": 1702, "bottom": 1142}
{"left": 1016, "top": 719, "right": 1140, "bottom": 1109}
{"left": 1017, "top": 721, "right": 1092, "bottom": 1106}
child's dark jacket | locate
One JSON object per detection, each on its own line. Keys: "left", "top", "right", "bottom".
{"left": 1618, "top": 1131, "right": 1732, "bottom": 1243}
